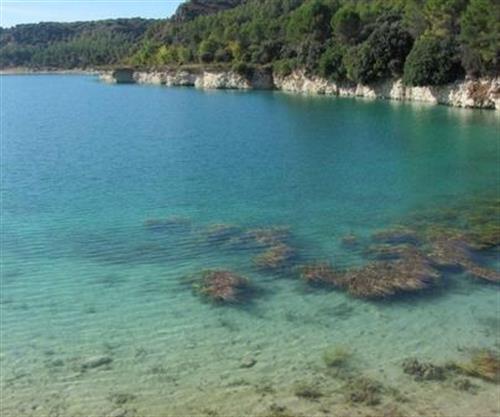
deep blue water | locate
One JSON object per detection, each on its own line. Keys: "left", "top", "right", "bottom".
{"left": 1, "top": 75, "right": 499, "bottom": 417}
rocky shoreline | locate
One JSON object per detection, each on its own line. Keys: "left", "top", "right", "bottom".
{"left": 100, "top": 68, "right": 500, "bottom": 110}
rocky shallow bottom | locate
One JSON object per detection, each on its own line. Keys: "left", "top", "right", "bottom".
{"left": 2, "top": 198, "right": 499, "bottom": 417}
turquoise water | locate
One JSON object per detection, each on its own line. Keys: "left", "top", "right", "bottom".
{"left": 1, "top": 75, "right": 499, "bottom": 417}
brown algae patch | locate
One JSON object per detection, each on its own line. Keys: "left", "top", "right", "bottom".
{"left": 299, "top": 248, "right": 439, "bottom": 299}
{"left": 190, "top": 270, "right": 255, "bottom": 304}
{"left": 454, "top": 349, "right": 500, "bottom": 383}
{"left": 254, "top": 243, "right": 297, "bottom": 272}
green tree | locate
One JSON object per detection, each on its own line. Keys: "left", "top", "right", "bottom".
{"left": 460, "top": 0, "right": 500, "bottom": 76}
{"left": 198, "top": 37, "right": 218, "bottom": 62}
{"left": 403, "top": 32, "right": 464, "bottom": 85}
{"left": 344, "top": 15, "right": 413, "bottom": 84}
{"left": 287, "top": 0, "right": 334, "bottom": 41}
{"left": 331, "top": 5, "right": 361, "bottom": 45}
{"left": 318, "top": 41, "right": 346, "bottom": 81}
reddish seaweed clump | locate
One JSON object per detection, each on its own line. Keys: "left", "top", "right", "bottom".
{"left": 340, "top": 252, "right": 440, "bottom": 299}
{"left": 194, "top": 270, "right": 253, "bottom": 304}
{"left": 299, "top": 249, "right": 439, "bottom": 299}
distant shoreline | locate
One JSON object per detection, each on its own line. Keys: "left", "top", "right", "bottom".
{"left": 0, "top": 67, "right": 100, "bottom": 75}
{"left": 2, "top": 66, "right": 498, "bottom": 111}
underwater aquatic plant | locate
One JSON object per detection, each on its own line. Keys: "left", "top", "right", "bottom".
{"left": 203, "top": 223, "right": 242, "bottom": 244}
{"left": 192, "top": 270, "right": 253, "bottom": 304}
{"left": 339, "top": 249, "right": 440, "bottom": 299}
{"left": 425, "top": 236, "right": 471, "bottom": 268}
{"left": 322, "top": 345, "right": 351, "bottom": 368}
{"left": 364, "top": 243, "right": 417, "bottom": 260}
{"left": 343, "top": 376, "right": 383, "bottom": 406}
{"left": 293, "top": 383, "right": 323, "bottom": 400}
{"left": 246, "top": 226, "right": 290, "bottom": 246}
{"left": 266, "top": 404, "right": 297, "bottom": 417}
{"left": 228, "top": 226, "right": 291, "bottom": 250}
{"left": 340, "top": 234, "right": 359, "bottom": 247}
{"left": 299, "top": 248, "right": 439, "bottom": 299}
{"left": 299, "top": 263, "right": 339, "bottom": 286}
{"left": 143, "top": 216, "right": 191, "bottom": 231}
{"left": 254, "top": 244, "right": 297, "bottom": 271}
{"left": 371, "top": 227, "right": 419, "bottom": 245}
{"left": 465, "top": 223, "right": 500, "bottom": 250}
{"left": 455, "top": 349, "right": 500, "bottom": 382}
{"left": 425, "top": 236, "right": 500, "bottom": 283}
{"left": 402, "top": 358, "right": 446, "bottom": 381}
{"left": 465, "top": 264, "right": 500, "bottom": 283}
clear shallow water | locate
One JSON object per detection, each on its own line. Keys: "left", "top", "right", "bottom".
{"left": 1, "top": 75, "right": 499, "bottom": 417}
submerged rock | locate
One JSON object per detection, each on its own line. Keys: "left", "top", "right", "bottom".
{"left": 240, "top": 355, "right": 257, "bottom": 368}
{"left": 107, "top": 409, "right": 128, "bottom": 417}
{"left": 81, "top": 355, "right": 113, "bottom": 370}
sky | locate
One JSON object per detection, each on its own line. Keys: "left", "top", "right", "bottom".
{"left": 0, "top": 0, "right": 184, "bottom": 27}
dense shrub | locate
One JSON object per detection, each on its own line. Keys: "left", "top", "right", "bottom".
{"left": 331, "top": 5, "right": 361, "bottom": 45}
{"left": 460, "top": 0, "right": 500, "bottom": 76}
{"left": 273, "top": 59, "right": 296, "bottom": 76}
{"left": 318, "top": 42, "right": 346, "bottom": 81}
{"left": 344, "top": 16, "right": 413, "bottom": 84}
{"left": 403, "top": 33, "right": 464, "bottom": 85}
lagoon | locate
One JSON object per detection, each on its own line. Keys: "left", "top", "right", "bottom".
{"left": 1, "top": 74, "right": 499, "bottom": 417}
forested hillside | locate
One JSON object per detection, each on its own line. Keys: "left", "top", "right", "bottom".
{"left": 133, "top": 0, "right": 499, "bottom": 86}
{"left": 1, "top": 0, "right": 499, "bottom": 87}
{"left": 0, "top": 19, "right": 154, "bottom": 68}
{"left": 173, "top": 0, "right": 248, "bottom": 22}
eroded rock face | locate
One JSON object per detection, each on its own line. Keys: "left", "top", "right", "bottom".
{"left": 274, "top": 71, "right": 499, "bottom": 110}
{"left": 100, "top": 68, "right": 499, "bottom": 109}
{"left": 124, "top": 69, "right": 273, "bottom": 90}
{"left": 100, "top": 68, "right": 135, "bottom": 84}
